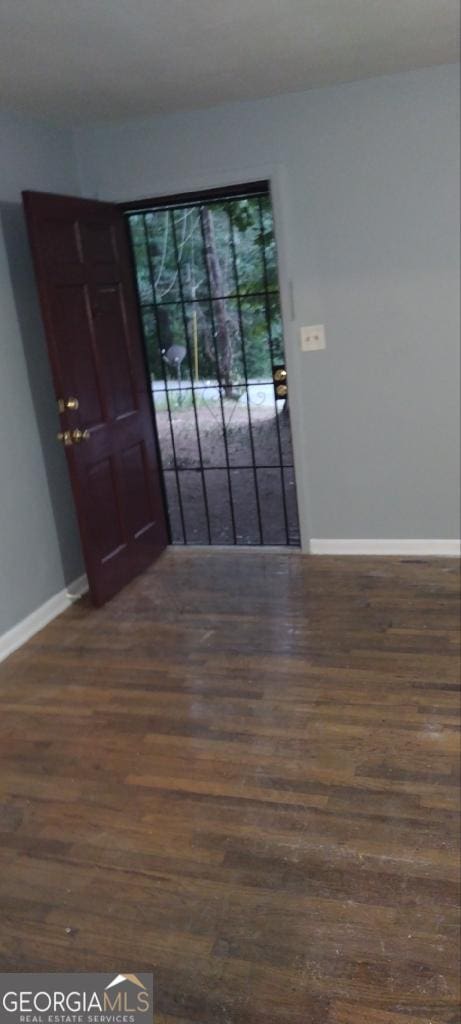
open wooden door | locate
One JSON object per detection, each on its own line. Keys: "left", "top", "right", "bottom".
{"left": 23, "top": 191, "right": 168, "bottom": 607}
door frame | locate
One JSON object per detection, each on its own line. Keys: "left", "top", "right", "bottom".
{"left": 116, "top": 163, "right": 311, "bottom": 552}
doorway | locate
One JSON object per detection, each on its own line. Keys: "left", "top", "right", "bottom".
{"left": 124, "top": 182, "right": 300, "bottom": 546}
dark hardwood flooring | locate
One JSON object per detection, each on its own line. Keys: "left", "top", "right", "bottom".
{"left": 0, "top": 550, "right": 459, "bottom": 1023}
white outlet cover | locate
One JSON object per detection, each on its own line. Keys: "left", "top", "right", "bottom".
{"left": 300, "top": 324, "right": 326, "bottom": 351}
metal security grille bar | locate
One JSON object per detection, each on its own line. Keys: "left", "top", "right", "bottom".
{"left": 125, "top": 183, "right": 300, "bottom": 547}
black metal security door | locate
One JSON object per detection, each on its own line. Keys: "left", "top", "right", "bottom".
{"left": 124, "top": 182, "right": 300, "bottom": 546}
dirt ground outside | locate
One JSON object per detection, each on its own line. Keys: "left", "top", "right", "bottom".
{"left": 155, "top": 396, "right": 300, "bottom": 546}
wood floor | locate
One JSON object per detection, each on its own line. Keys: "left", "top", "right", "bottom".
{"left": 0, "top": 550, "right": 459, "bottom": 1023}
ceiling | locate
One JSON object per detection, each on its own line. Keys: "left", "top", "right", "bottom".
{"left": 0, "top": 0, "right": 459, "bottom": 124}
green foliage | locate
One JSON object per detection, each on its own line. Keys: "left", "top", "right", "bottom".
{"left": 128, "top": 194, "right": 284, "bottom": 385}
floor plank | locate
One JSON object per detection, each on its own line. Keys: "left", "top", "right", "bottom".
{"left": 0, "top": 550, "right": 459, "bottom": 1023}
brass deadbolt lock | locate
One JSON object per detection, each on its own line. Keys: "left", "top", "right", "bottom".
{"left": 58, "top": 396, "right": 79, "bottom": 413}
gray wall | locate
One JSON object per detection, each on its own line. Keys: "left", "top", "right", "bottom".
{"left": 0, "top": 113, "right": 83, "bottom": 636}
{"left": 0, "top": 66, "right": 459, "bottom": 638}
{"left": 75, "top": 64, "right": 461, "bottom": 544}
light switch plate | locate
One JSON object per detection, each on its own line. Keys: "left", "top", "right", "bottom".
{"left": 300, "top": 324, "right": 326, "bottom": 351}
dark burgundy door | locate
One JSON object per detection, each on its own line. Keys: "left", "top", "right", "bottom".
{"left": 23, "top": 191, "right": 168, "bottom": 606}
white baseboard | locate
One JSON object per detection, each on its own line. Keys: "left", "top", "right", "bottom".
{"left": 309, "top": 539, "right": 461, "bottom": 556}
{"left": 0, "top": 573, "right": 88, "bottom": 664}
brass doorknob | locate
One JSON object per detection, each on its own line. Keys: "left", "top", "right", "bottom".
{"left": 57, "top": 428, "right": 90, "bottom": 446}
{"left": 273, "top": 368, "right": 287, "bottom": 382}
{"left": 57, "top": 430, "right": 73, "bottom": 446}
{"left": 276, "top": 383, "right": 288, "bottom": 398}
{"left": 58, "top": 396, "right": 79, "bottom": 413}
{"left": 71, "top": 428, "right": 90, "bottom": 443}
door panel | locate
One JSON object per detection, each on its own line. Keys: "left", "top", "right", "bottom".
{"left": 93, "top": 285, "right": 138, "bottom": 418}
{"left": 87, "top": 457, "right": 125, "bottom": 561}
{"left": 23, "top": 191, "right": 168, "bottom": 606}
{"left": 121, "top": 442, "right": 155, "bottom": 536}
{"left": 53, "top": 285, "right": 106, "bottom": 427}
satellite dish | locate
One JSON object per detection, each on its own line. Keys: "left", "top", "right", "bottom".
{"left": 163, "top": 345, "right": 186, "bottom": 368}
{"left": 163, "top": 345, "right": 187, "bottom": 404}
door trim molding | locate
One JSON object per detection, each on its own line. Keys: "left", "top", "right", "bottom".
{"left": 309, "top": 539, "right": 461, "bottom": 556}
{"left": 119, "top": 179, "right": 270, "bottom": 213}
{"left": 0, "top": 574, "right": 88, "bottom": 664}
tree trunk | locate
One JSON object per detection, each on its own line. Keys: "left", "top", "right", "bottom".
{"left": 201, "top": 207, "right": 237, "bottom": 398}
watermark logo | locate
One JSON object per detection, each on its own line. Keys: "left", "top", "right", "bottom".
{"left": 104, "top": 977, "right": 146, "bottom": 993}
{"left": 0, "top": 973, "right": 154, "bottom": 1024}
